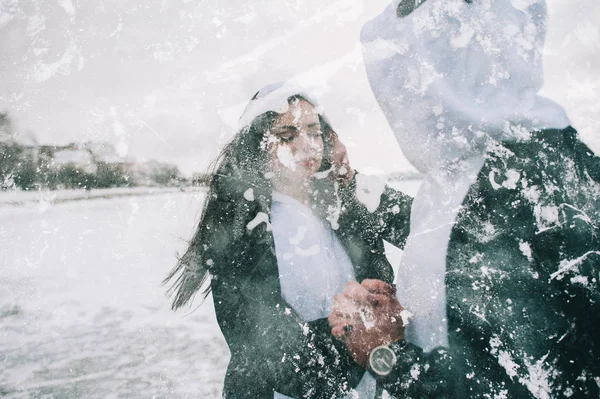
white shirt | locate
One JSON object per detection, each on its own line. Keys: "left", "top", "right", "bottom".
{"left": 270, "top": 191, "right": 376, "bottom": 399}
{"left": 397, "top": 156, "right": 485, "bottom": 352}
{"left": 361, "top": 0, "right": 570, "bottom": 351}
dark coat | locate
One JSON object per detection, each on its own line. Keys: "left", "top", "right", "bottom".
{"left": 379, "top": 127, "right": 600, "bottom": 398}
{"left": 206, "top": 174, "right": 413, "bottom": 398}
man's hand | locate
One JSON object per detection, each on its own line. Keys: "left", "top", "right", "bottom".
{"left": 329, "top": 134, "right": 355, "bottom": 184}
{"left": 328, "top": 280, "right": 406, "bottom": 368}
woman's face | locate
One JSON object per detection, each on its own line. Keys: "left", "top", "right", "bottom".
{"left": 266, "top": 98, "right": 324, "bottom": 188}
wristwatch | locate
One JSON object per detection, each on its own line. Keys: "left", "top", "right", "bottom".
{"left": 368, "top": 341, "right": 406, "bottom": 377}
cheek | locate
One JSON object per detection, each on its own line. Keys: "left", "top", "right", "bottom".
{"left": 269, "top": 143, "right": 298, "bottom": 171}
{"left": 266, "top": 141, "right": 278, "bottom": 158}
{"left": 314, "top": 139, "right": 324, "bottom": 161}
{"left": 301, "top": 136, "right": 323, "bottom": 155}
{"left": 311, "top": 140, "right": 325, "bottom": 171}
{"left": 267, "top": 141, "right": 283, "bottom": 161}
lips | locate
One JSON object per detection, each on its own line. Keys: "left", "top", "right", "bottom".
{"left": 293, "top": 152, "right": 319, "bottom": 169}
{"left": 300, "top": 159, "right": 316, "bottom": 168}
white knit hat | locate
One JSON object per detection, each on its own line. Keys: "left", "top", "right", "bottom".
{"left": 238, "top": 81, "right": 329, "bottom": 129}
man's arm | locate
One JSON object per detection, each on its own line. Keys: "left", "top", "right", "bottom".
{"left": 338, "top": 174, "right": 413, "bottom": 248}
{"left": 328, "top": 134, "right": 413, "bottom": 249}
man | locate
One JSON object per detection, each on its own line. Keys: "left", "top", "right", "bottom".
{"left": 329, "top": 0, "right": 600, "bottom": 397}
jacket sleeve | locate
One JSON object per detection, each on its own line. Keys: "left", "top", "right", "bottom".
{"left": 212, "top": 262, "right": 365, "bottom": 399}
{"left": 338, "top": 172, "right": 413, "bottom": 249}
{"left": 376, "top": 343, "right": 456, "bottom": 398}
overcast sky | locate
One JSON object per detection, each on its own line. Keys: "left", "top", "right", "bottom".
{"left": 1, "top": 0, "right": 599, "bottom": 176}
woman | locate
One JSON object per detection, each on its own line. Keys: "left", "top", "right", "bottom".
{"left": 164, "top": 82, "right": 413, "bottom": 398}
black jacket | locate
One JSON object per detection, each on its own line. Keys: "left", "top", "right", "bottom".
{"left": 377, "top": 127, "right": 600, "bottom": 398}
{"left": 206, "top": 174, "right": 413, "bottom": 398}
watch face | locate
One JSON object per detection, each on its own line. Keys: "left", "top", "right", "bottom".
{"left": 369, "top": 345, "right": 397, "bottom": 376}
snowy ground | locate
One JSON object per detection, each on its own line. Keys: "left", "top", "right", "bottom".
{"left": 0, "top": 187, "right": 186, "bottom": 207}
{"left": 0, "top": 181, "right": 421, "bottom": 398}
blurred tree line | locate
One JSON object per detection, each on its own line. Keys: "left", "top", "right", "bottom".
{"left": 1, "top": 112, "right": 187, "bottom": 190}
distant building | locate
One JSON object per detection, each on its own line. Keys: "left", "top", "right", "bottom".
{"left": 79, "top": 141, "right": 133, "bottom": 165}
{"left": 1, "top": 112, "right": 185, "bottom": 189}
{"left": 132, "top": 160, "right": 185, "bottom": 186}
{"left": 52, "top": 148, "right": 98, "bottom": 174}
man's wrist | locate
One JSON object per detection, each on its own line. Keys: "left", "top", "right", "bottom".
{"left": 367, "top": 340, "right": 407, "bottom": 377}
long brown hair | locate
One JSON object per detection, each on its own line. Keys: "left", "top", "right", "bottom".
{"left": 164, "top": 95, "right": 338, "bottom": 310}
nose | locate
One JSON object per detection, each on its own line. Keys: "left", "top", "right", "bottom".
{"left": 294, "top": 130, "right": 311, "bottom": 146}
{"left": 292, "top": 130, "right": 320, "bottom": 155}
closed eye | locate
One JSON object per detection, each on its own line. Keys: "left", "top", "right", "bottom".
{"left": 273, "top": 127, "right": 297, "bottom": 142}
{"left": 307, "top": 123, "right": 322, "bottom": 138}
